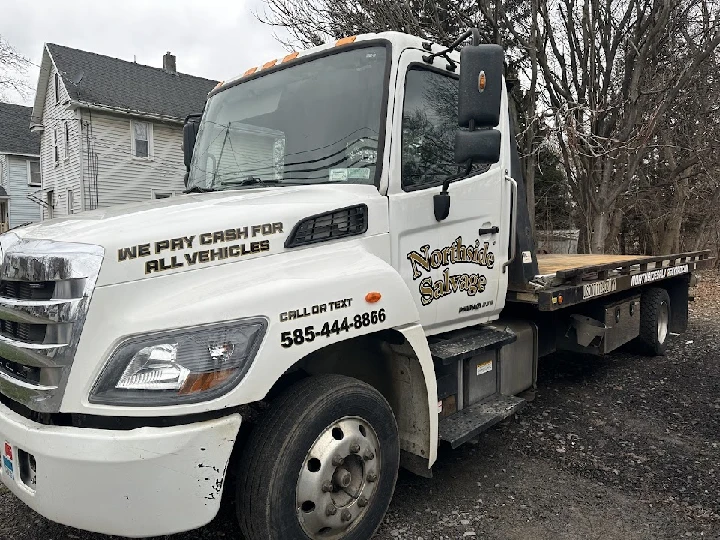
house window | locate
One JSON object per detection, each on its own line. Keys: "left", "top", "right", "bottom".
{"left": 46, "top": 190, "right": 54, "bottom": 219}
{"left": 27, "top": 160, "right": 41, "bottom": 187}
{"left": 54, "top": 73, "right": 60, "bottom": 104}
{"left": 151, "top": 190, "right": 177, "bottom": 199}
{"left": 64, "top": 121, "right": 70, "bottom": 160}
{"left": 53, "top": 128, "right": 59, "bottom": 164}
{"left": 132, "top": 121, "right": 153, "bottom": 158}
{"left": 67, "top": 189, "right": 74, "bottom": 214}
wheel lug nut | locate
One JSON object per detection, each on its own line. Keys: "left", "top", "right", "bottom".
{"left": 341, "top": 509, "right": 352, "bottom": 522}
{"left": 357, "top": 496, "right": 368, "bottom": 507}
{"left": 350, "top": 443, "right": 360, "bottom": 453}
{"left": 366, "top": 471, "right": 377, "bottom": 482}
{"left": 326, "top": 504, "right": 337, "bottom": 516}
{"left": 322, "top": 481, "right": 333, "bottom": 492}
{"left": 332, "top": 454, "right": 344, "bottom": 466}
{"left": 363, "top": 449, "right": 374, "bottom": 461}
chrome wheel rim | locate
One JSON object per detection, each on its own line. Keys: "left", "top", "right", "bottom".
{"left": 296, "top": 416, "right": 381, "bottom": 539}
{"left": 657, "top": 301, "right": 669, "bottom": 345}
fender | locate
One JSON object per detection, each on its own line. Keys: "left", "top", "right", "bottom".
{"left": 65, "top": 237, "right": 438, "bottom": 452}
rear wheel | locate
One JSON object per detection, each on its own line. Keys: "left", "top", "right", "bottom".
{"left": 636, "top": 287, "right": 671, "bottom": 356}
{"left": 236, "top": 374, "right": 399, "bottom": 540}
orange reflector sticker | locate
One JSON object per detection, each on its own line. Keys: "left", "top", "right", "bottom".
{"left": 262, "top": 59, "right": 277, "bottom": 69}
{"left": 282, "top": 52, "right": 299, "bottom": 63}
{"left": 336, "top": 36, "right": 357, "bottom": 46}
{"left": 243, "top": 67, "right": 257, "bottom": 77}
{"left": 558, "top": 295, "right": 563, "bottom": 304}
{"left": 365, "top": 292, "right": 382, "bottom": 303}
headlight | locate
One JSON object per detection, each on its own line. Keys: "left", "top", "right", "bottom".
{"left": 90, "top": 318, "right": 267, "bottom": 406}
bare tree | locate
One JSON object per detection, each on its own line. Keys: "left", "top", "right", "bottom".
{"left": 489, "top": 0, "right": 720, "bottom": 253}
{"left": 0, "top": 35, "right": 31, "bottom": 101}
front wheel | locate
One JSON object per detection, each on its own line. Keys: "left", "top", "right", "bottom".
{"left": 236, "top": 374, "right": 400, "bottom": 540}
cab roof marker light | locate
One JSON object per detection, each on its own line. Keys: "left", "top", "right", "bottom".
{"left": 335, "top": 36, "right": 357, "bottom": 46}
{"left": 262, "top": 59, "right": 277, "bottom": 69}
{"left": 243, "top": 67, "right": 257, "bottom": 77}
{"left": 282, "top": 52, "right": 299, "bottom": 63}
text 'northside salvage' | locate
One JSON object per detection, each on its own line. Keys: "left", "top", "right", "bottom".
{"left": 117, "top": 223, "right": 283, "bottom": 274}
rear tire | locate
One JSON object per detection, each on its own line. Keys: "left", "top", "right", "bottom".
{"left": 636, "top": 287, "right": 671, "bottom": 356}
{"left": 236, "top": 374, "right": 399, "bottom": 540}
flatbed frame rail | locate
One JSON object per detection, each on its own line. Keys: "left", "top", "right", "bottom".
{"left": 508, "top": 250, "right": 714, "bottom": 311}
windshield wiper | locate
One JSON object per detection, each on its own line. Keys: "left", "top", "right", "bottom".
{"left": 184, "top": 185, "right": 217, "bottom": 193}
{"left": 220, "top": 176, "right": 284, "bottom": 187}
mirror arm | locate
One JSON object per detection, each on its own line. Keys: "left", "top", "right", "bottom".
{"left": 422, "top": 27, "right": 480, "bottom": 65}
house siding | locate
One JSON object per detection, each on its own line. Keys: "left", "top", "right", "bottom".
{"left": 6, "top": 156, "right": 41, "bottom": 228}
{"left": 80, "top": 111, "right": 185, "bottom": 209}
{"left": 39, "top": 58, "right": 83, "bottom": 219}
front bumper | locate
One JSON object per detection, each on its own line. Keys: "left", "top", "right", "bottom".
{"left": 0, "top": 402, "right": 241, "bottom": 537}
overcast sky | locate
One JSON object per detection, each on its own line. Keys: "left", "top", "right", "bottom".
{"left": 0, "top": 0, "right": 290, "bottom": 106}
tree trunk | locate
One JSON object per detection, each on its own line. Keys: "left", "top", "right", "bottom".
{"left": 604, "top": 209, "right": 624, "bottom": 253}
{"left": 590, "top": 211, "right": 608, "bottom": 254}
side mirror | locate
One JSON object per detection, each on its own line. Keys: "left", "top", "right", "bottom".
{"left": 455, "top": 129, "right": 501, "bottom": 164}
{"left": 457, "top": 44, "right": 504, "bottom": 129}
{"left": 454, "top": 44, "right": 504, "bottom": 166}
{"left": 183, "top": 114, "right": 202, "bottom": 170}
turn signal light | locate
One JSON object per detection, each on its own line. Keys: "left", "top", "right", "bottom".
{"left": 179, "top": 369, "right": 235, "bottom": 395}
{"left": 365, "top": 292, "right": 382, "bottom": 303}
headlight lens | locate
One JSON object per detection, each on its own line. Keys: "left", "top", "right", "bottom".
{"left": 90, "top": 318, "right": 266, "bottom": 406}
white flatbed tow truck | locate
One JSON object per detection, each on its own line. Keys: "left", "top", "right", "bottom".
{"left": 0, "top": 28, "right": 710, "bottom": 539}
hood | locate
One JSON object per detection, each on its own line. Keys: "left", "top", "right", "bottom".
{"left": 15, "top": 184, "right": 388, "bottom": 286}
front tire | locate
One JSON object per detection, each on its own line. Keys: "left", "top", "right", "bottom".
{"left": 636, "top": 287, "right": 671, "bottom": 356}
{"left": 236, "top": 374, "right": 399, "bottom": 540}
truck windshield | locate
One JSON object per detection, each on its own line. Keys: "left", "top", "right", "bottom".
{"left": 187, "top": 45, "right": 388, "bottom": 191}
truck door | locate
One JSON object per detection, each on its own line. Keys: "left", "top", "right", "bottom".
{"left": 388, "top": 49, "right": 511, "bottom": 335}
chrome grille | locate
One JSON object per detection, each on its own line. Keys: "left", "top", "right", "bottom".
{"left": 0, "top": 234, "right": 104, "bottom": 413}
{"left": 0, "top": 280, "right": 54, "bottom": 301}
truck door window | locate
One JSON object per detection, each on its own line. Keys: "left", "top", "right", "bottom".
{"left": 401, "top": 67, "right": 459, "bottom": 191}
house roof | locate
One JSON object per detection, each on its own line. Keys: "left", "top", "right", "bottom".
{"left": 32, "top": 44, "right": 219, "bottom": 125}
{"left": 0, "top": 103, "right": 40, "bottom": 156}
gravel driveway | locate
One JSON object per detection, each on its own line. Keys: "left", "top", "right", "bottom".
{"left": 1, "top": 275, "right": 718, "bottom": 540}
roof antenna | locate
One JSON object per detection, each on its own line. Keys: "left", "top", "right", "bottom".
{"left": 133, "top": 55, "right": 137, "bottom": 63}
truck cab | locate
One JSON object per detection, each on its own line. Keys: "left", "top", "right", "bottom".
{"left": 0, "top": 30, "right": 708, "bottom": 540}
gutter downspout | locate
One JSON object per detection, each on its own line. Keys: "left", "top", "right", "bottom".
{"left": 76, "top": 109, "right": 86, "bottom": 212}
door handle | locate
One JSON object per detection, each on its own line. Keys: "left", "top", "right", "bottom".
{"left": 502, "top": 176, "right": 518, "bottom": 274}
{"left": 478, "top": 226, "right": 500, "bottom": 235}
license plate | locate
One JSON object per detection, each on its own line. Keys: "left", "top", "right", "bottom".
{"left": 3, "top": 442, "right": 13, "bottom": 480}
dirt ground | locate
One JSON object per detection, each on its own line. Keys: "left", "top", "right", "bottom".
{"left": 0, "top": 273, "right": 718, "bottom": 540}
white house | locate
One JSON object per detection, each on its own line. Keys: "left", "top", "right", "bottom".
{"left": 30, "top": 44, "right": 218, "bottom": 218}
{"left": 0, "top": 103, "right": 42, "bottom": 230}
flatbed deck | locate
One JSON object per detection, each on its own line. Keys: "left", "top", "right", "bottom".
{"left": 537, "top": 254, "right": 641, "bottom": 276}
{"left": 508, "top": 250, "right": 714, "bottom": 311}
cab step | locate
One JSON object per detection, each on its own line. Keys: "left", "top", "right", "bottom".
{"left": 438, "top": 394, "right": 526, "bottom": 448}
{"left": 428, "top": 326, "right": 516, "bottom": 365}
